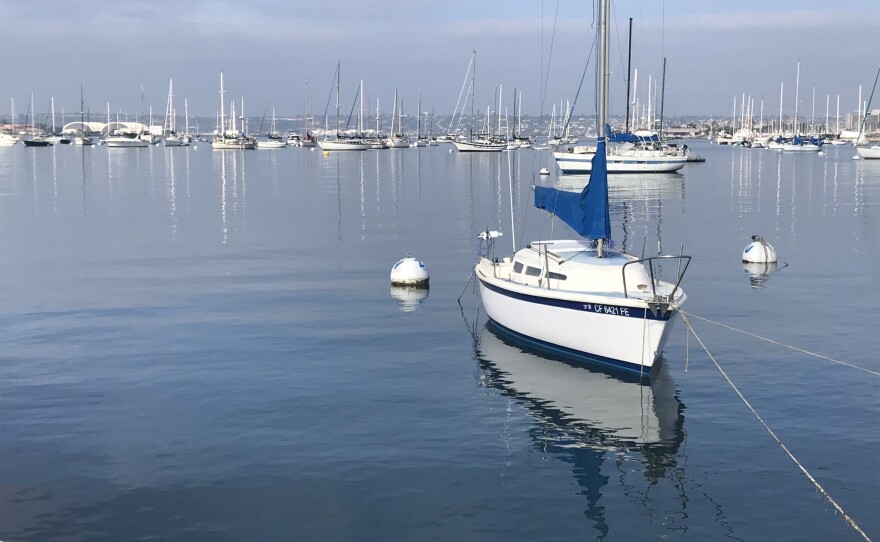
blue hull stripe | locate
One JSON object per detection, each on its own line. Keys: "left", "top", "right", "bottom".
{"left": 478, "top": 276, "right": 672, "bottom": 321}
{"left": 487, "top": 320, "right": 656, "bottom": 377}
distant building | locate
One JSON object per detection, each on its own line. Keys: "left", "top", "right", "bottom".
{"left": 664, "top": 126, "right": 701, "bottom": 138}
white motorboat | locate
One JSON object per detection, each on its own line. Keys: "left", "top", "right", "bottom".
{"left": 385, "top": 135, "right": 410, "bottom": 148}
{"left": 0, "top": 132, "right": 20, "bottom": 146}
{"left": 105, "top": 132, "right": 149, "bottom": 148}
{"left": 474, "top": 0, "right": 690, "bottom": 376}
{"left": 163, "top": 134, "right": 188, "bottom": 147}
{"left": 257, "top": 138, "right": 287, "bottom": 149}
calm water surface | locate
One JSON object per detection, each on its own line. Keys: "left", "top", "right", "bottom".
{"left": 0, "top": 141, "right": 877, "bottom": 541}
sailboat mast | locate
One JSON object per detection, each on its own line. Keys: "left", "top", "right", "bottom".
{"left": 219, "top": 70, "right": 226, "bottom": 136}
{"left": 597, "top": 0, "right": 608, "bottom": 135}
{"left": 793, "top": 60, "right": 800, "bottom": 136}
{"left": 836, "top": 94, "right": 840, "bottom": 135}
{"left": 51, "top": 97, "right": 56, "bottom": 134}
{"left": 778, "top": 82, "right": 784, "bottom": 136}
{"left": 335, "top": 61, "right": 340, "bottom": 137}
{"left": 471, "top": 51, "right": 476, "bottom": 139}
{"left": 596, "top": 0, "right": 610, "bottom": 257}
{"left": 659, "top": 57, "right": 666, "bottom": 136}
{"left": 625, "top": 17, "right": 633, "bottom": 133}
{"left": 497, "top": 84, "right": 502, "bottom": 136}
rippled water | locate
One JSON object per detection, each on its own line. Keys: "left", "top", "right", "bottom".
{"left": 0, "top": 142, "right": 877, "bottom": 541}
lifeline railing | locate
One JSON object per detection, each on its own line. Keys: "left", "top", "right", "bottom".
{"left": 621, "top": 254, "right": 691, "bottom": 301}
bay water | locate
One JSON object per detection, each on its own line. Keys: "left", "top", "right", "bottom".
{"left": 0, "top": 141, "right": 877, "bottom": 540}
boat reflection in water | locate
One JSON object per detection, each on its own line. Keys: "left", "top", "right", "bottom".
{"left": 475, "top": 321, "right": 686, "bottom": 537}
{"left": 389, "top": 286, "right": 429, "bottom": 312}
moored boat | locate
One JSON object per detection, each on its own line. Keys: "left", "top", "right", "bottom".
{"left": 474, "top": 0, "right": 690, "bottom": 376}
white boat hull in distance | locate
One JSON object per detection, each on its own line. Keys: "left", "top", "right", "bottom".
{"left": 0, "top": 133, "right": 20, "bottom": 146}
{"left": 856, "top": 145, "right": 880, "bottom": 159}
{"left": 318, "top": 139, "right": 369, "bottom": 151}
{"left": 453, "top": 139, "right": 506, "bottom": 152}
{"left": 163, "top": 137, "right": 188, "bottom": 147}
{"left": 475, "top": 252, "right": 686, "bottom": 376}
{"left": 105, "top": 136, "right": 149, "bottom": 148}
{"left": 212, "top": 137, "right": 256, "bottom": 150}
{"left": 256, "top": 139, "right": 287, "bottom": 149}
{"left": 553, "top": 149, "right": 687, "bottom": 173}
{"left": 781, "top": 143, "right": 821, "bottom": 152}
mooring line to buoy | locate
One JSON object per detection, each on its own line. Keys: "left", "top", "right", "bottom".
{"left": 682, "top": 311, "right": 879, "bottom": 377}
{"left": 457, "top": 269, "right": 475, "bottom": 304}
{"left": 679, "top": 313, "right": 873, "bottom": 542}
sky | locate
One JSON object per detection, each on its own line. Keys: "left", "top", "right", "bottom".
{"left": 1, "top": 0, "right": 878, "bottom": 123}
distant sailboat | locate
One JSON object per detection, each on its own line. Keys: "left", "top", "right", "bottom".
{"left": 212, "top": 70, "right": 256, "bottom": 150}
{"left": 23, "top": 93, "right": 53, "bottom": 147}
{"left": 319, "top": 62, "right": 369, "bottom": 151}
{"left": 73, "top": 86, "right": 95, "bottom": 146}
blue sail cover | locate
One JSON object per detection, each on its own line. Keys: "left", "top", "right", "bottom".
{"left": 604, "top": 123, "right": 659, "bottom": 143}
{"left": 534, "top": 139, "right": 611, "bottom": 240}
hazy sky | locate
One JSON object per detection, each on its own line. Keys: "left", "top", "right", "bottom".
{"left": 2, "top": 0, "right": 878, "bottom": 122}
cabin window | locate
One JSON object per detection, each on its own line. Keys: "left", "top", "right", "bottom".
{"left": 524, "top": 266, "right": 542, "bottom": 277}
{"left": 513, "top": 261, "right": 524, "bottom": 274}
{"left": 547, "top": 272, "right": 567, "bottom": 281}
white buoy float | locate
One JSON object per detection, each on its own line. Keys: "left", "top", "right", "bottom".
{"left": 390, "top": 256, "right": 429, "bottom": 287}
{"left": 539, "top": 167, "right": 550, "bottom": 176}
{"left": 742, "top": 234, "right": 777, "bottom": 263}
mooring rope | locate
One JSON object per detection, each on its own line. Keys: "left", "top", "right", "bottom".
{"left": 682, "top": 311, "right": 879, "bottom": 377}
{"left": 679, "top": 312, "right": 873, "bottom": 542}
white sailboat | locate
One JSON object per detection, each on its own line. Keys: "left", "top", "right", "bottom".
{"left": 552, "top": 29, "right": 685, "bottom": 173}
{"left": 452, "top": 51, "right": 505, "bottom": 152}
{"left": 474, "top": 0, "right": 690, "bottom": 376}
{"left": 73, "top": 86, "right": 95, "bottom": 146}
{"left": 782, "top": 61, "right": 822, "bottom": 152}
{"left": 163, "top": 79, "right": 189, "bottom": 147}
{"left": 385, "top": 88, "right": 409, "bottom": 148}
{"left": 319, "top": 62, "right": 369, "bottom": 151}
{"left": 257, "top": 107, "right": 287, "bottom": 148}
{"left": 212, "top": 70, "right": 256, "bottom": 150}
{"left": 855, "top": 67, "right": 880, "bottom": 160}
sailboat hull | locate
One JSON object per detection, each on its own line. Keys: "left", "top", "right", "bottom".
{"left": 453, "top": 140, "right": 505, "bottom": 152}
{"left": 318, "top": 140, "right": 369, "bottom": 151}
{"left": 553, "top": 149, "right": 687, "bottom": 173}
{"left": 476, "top": 262, "right": 681, "bottom": 375}
{"left": 857, "top": 145, "right": 880, "bottom": 159}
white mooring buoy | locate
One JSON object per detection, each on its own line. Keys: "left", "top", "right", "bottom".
{"left": 390, "top": 256, "right": 429, "bottom": 287}
{"left": 742, "top": 234, "right": 777, "bottom": 264}
{"left": 539, "top": 167, "right": 550, "bottom": 176}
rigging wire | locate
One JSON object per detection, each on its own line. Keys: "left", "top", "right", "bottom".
{"left": 680, "top": 313, "right": 873, "bottom": 542}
